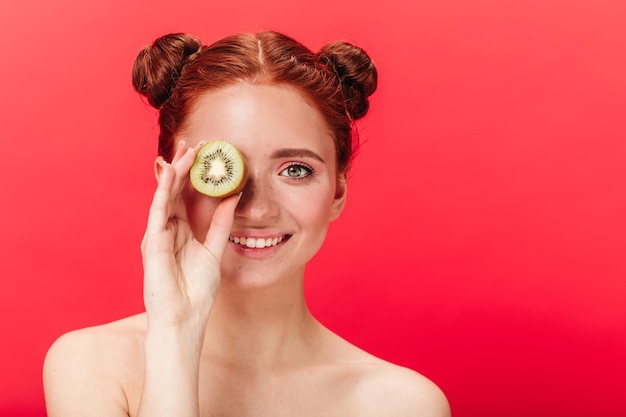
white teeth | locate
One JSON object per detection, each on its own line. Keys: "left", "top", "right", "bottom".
{"left": 229, "top": 235, "right": 285, "bottom": 248}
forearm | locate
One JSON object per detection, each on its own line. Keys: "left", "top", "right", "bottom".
{"left": 137, "top": 323, "right": 206, "bottom": 417}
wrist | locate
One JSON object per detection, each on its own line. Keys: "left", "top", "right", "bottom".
{"left": 145, "top": 317, "right": 207, "bottom": 351}
{"left": 139, "top": 323, "right": 204, "bottom": 417}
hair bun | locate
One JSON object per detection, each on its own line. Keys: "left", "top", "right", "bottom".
{"left": 318, "top": 41, "right": 378, "bottom": 120}
{"left": 132, "top": 33, "right": 202, "bottom": 109}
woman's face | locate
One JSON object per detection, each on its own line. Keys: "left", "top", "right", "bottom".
{"left": 175, "top": 83, "right": 347, "bottom": 287}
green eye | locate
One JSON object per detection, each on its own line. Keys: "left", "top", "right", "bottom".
{"left": 280, "top": 163, "right": 313, "bottom": 178}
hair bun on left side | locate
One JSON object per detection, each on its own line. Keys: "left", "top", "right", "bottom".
{"left": 132, "top": 33, "right": 202, "bottom": 109}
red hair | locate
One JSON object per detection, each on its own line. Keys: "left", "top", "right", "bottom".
{"left": 132, "top": 31, "right": 377, "bottom": 174}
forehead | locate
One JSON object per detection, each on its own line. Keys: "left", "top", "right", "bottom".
{"left": 180, "top": 83, "right": 334, "bottom": 154}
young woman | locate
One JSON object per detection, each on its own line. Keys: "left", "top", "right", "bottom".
{"left": 43, "top": 30, "right": 450, "bottom": 417}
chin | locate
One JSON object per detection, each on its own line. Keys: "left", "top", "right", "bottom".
{"left": 220, "top": 257, "right": 306, "bottom": 292}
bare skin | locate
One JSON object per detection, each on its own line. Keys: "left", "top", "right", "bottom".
{"left": 43, "top": 83, "right": 450, "bottom": 417}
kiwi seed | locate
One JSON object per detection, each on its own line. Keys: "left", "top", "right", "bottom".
{"left": 189, "top": 140, "right": 248, "bottom": 198}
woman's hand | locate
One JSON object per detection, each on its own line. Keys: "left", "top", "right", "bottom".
{"left": 140, "top": 142, "right": 239, "bottom": 330}
{"left": 137, "top": 142, "right": 239, "bottom": 417}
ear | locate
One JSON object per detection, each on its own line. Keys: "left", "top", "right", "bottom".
{"left": 330, "top": 175, "right": 348, "bottom": 221}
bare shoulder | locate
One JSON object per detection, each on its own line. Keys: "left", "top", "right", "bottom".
{"left": 45, "top": 313, "right": 146, "bottom": 360}
{"left": 43, "top": 313, "right": 147, "bottom": 417}
{"left": 322, "top": 333, "right": 450, "bottom": 417}
{"left": 352, "top": 360, "right": 451, "bottom": 417}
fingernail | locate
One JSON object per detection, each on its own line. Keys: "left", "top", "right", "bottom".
{"left": 179, "top": 140, "right": 186, "bottom": 148}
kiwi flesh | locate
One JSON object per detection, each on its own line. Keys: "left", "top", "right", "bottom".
{"left": 189, "top": 140, "right": 248, "bottom": 197}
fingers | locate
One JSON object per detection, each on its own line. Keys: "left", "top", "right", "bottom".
{"left": 146, "top": 159, "right": 176, "bottom": 233}
{"left": 145, "top": 142, "right": 200, "bottom": 235}
{"left": 203, "top": 193, "right": 241, "bottom": 261}
{"left": 171, "top": 146, "right": 197, "bottom": 196}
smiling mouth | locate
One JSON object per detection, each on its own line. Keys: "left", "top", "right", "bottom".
{"left": 228, "top": 235, "right": 290, "bottom": 249}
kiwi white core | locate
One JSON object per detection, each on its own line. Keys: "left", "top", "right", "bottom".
{"left": 208, "top": 158, "right": 227, "bottom": 178}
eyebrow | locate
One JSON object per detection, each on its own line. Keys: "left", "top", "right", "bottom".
{"left": 270, "top": 148, "right": 326, "bottom": 163}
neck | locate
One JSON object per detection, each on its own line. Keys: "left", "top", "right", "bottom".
{"left": 202, "top": 275, "right": 321, "bottom": 370}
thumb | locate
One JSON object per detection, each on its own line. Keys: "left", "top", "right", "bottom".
{"left": 203, "top": 193, "right": 241, "bottom": 261}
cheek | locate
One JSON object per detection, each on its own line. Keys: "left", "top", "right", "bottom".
{"left": 291, "top": 183, "right": 336, "bottom": 227}
{"left": 290, "top": 187, "right": 336, "bottom": 263}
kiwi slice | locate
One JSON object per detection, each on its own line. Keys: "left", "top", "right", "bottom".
{"left": 189, "top": 140, "right": 248, "bottom": 197}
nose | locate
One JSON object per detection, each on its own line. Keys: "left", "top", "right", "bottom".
{"left": 235, "top": 173, "right": 280, "bottom": 221}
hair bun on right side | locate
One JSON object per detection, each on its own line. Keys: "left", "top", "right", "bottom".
{"left": 317, "top": 41, "right": 378, "bottom": 120}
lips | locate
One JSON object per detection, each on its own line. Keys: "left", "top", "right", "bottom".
{"left": 228, "top": 235, "right": 289, "bottom": 249}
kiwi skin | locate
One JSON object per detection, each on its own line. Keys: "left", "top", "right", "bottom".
{"left": 189, "top": 140, "right": 248, "bottom": 198}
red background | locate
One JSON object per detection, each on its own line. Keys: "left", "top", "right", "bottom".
{"left": 1, "top": 1, "right": 625, "bottom": 416}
